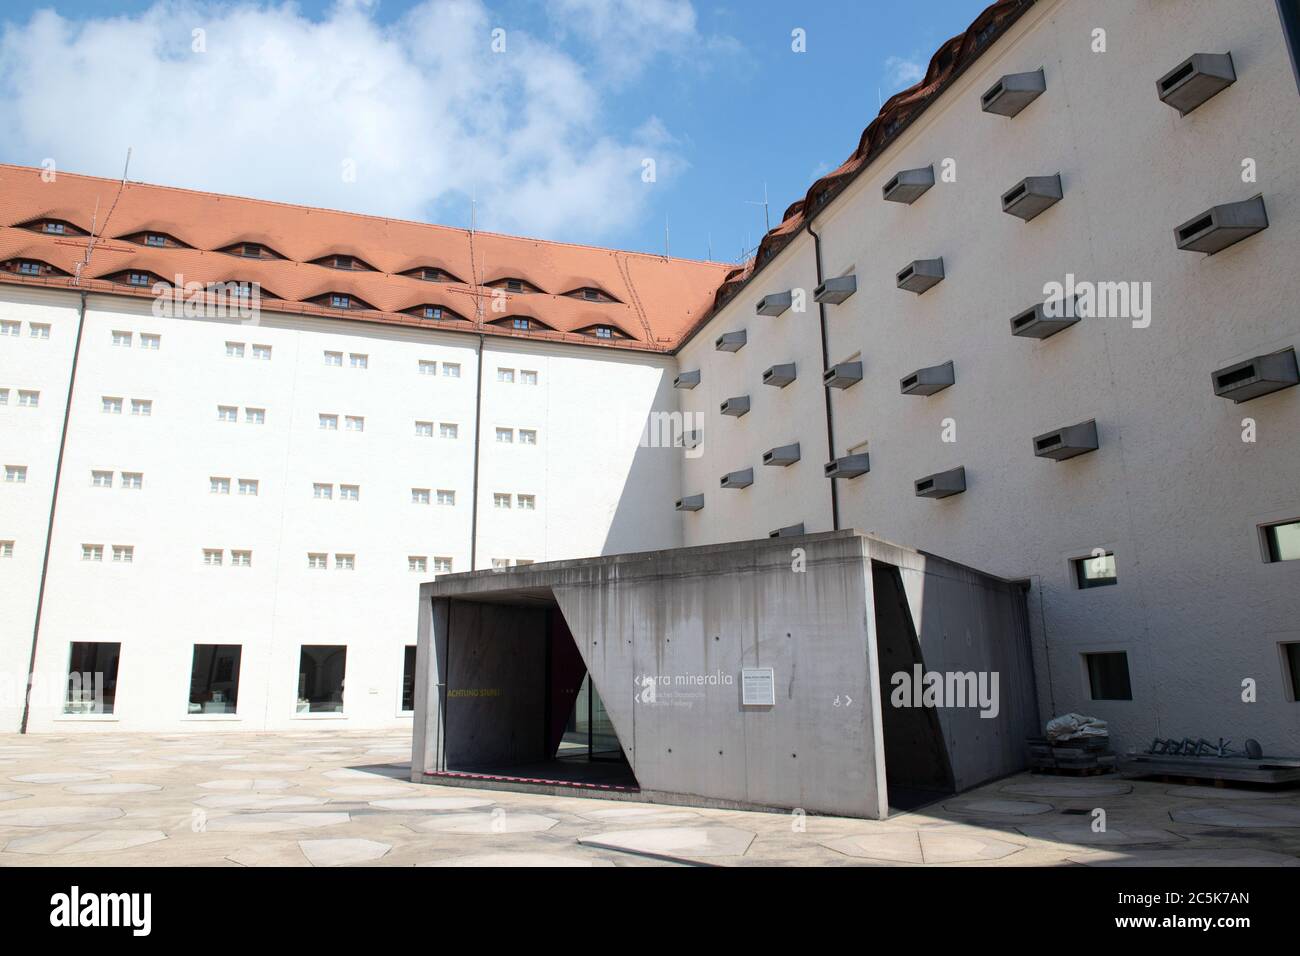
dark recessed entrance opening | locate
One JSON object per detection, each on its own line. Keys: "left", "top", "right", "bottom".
{"left": 871, "top": 561, "right": 957, "bottom": 812}
{"left": 429, "top": 598, "right": 638, "bottom": 793}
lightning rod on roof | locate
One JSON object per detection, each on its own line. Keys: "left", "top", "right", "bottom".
{"left": 745, "top": 182, "right": 770, "bottom": 235}
{"left": 75, "top": 147, "right": 133, "bottom": 287}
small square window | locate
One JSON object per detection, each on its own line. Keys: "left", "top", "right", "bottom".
{"left": 30, "top": 323, "right": 50, "bottom": 339}
{"left": 307, "top": 552, "right": 328, "bottom": 569}
{"left": 409, "top": 556, "right": 427, "bottom": 573}
{"left": 226, "top": 341, "right": 245, "bottom": 358}
{"left": 519, "top": 429, "right": 537, "bottom": 445}
{"left": 423, "top": 307, "right": 443, "bottom": 320}
{"left": 345, "top": 415, "right": 364, "bottom": 432}
{"left": 242, "top": 244, "right": 262, "bottom": 258}
{"left": 594, "top": 326, "right": 613, "bottom": 339}
{"left": 211, "top": 477, "right": 231, "bottom": 495}
{"left": 340, "top": 484, "right": 359, "bottom": 501}
{"left": 112, "top": 331, "right": 132, "bottom": 347}
{"left": 495, "top": 427, "right": 514, "bottom": 443}
{"left": 145, "top": 234, "right": 166, "bottom": 247}
{"left": 511, "top": 318, "right": 529, "bottom": 331}
{"left": 330, "top": 295, "right": 350, "bottom": 309}
{"left": 1073, "top": 552, "right": 1117, "bottom": 589}
{"left": 18, "top": 390, "right": 39, "bottom": 407}
{"left": 336, "top": 553, "right": 355, "bottom": 570}
{"left": 6, "top": 465, "right": 28, "bottom": 483}
{"left": 121, "top": 472, "right": 143, "bottom": 490}
{"left": 92, "top": 470, "right": 113, "bottom": 488}
{"left": 231, "top": 550, "right": 252, "bottom": 567}
{"left": 112, "top": 545, "right": 133, "bottom": 563}
{"left": 82, "top": 544, "right": 103, "bottom": 562}
{"left": 350, "top": 353, "right": 368, "bottom": 369}
{"left": 517, "top": 494, "right": 536, "bottom": 510}
{"left": 131, "top": 399, "right": 152, "bottom": 416}
{"left": 437, "top": 489, "right": 455, "bottom": 506}
{"left": 418, "top": 360, "right": 437, "bottom": 375}
{"left": 493, "top": 493, "right": 512, "bottom": 509}
{"left": 1, "top": 320, "right": 20, "bottom": 336}
{"left": 433, "top": 556, "right": 453, "bottom": 573}
{"left": 217, "top": 405, "right": 238, "bottom": 422}
{"left": 140, "top": 334, "right": 160, "bottom": 350}
{"left": 415, "top": 421, "right": 433, "bottom": 437}
{"left": 1262, "top": 519, "right": 1300, "bottom": 563}
{"left": 0, "top": 389, "right": 7, "bottom": 405}
{"left": 0, "top": 540, "right": 13, "bottom": 558}
{"left": 252, "top": 344, "right": 272, "bottom": 360}
{"left": 411, "top": 488, "right": 431, "bottom": 505}
{"left": 492, "top": 558, "right": 511, "bottom": 569}
{"left": 497, "top": 368, "right": 515, "bottom": 383}
{"left": 324, "top": 351, "right": 343, "bottom": 366}
{"left": 521, "top": 370, "right": 538, "bottom": 385}
{"left": 101, "top": 396, "right": 123, "bottom": 415}
{"left": 443, "top": 363, "right": 461, "bottom": 379}
{"left": 238, "top": 479, "right": 258, "bottom": 496}
{"left": 127, "top": 272, "right": 151, "bottom": 287}
{"left": 1084, "top": 652, "right": 1133, "bottom": 701}
{"left": 203, "top": 548, "right": 223, "bottom": 566}
{"left": 18, "top": 262, "right": 40, "bottom": 277}
{"left": 319, "top": 414, "right": 338, "bottom": 430}
{"left": 245, "top": 408, "right": 265, "bottom": 425}
{"left": 505, "top": 279, "right": 523, "bottom": 293}
{"left": 440, "top": 423, "right": 458, "bottom": 439}
{"left": 43, "top": 222, "right": 65, "bottom": 235}
{"left": 313, "top": 483, "right": 333, "bottom": 500}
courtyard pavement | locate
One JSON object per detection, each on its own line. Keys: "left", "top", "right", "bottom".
{"left": 1, "top": 731, "right": 1299, "bottom": 867}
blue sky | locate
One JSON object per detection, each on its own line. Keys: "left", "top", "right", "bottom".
{"left": 0, "top": 0, "right": 990, "bottom": 261}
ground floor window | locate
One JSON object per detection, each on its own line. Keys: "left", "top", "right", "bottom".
{"left": 401, "top": 645, "right": 417, "bottom": 713}
{"left": 189, "top": 644, "right": 242, "bottom": 714}
{"left": 1284, "top": 643, "right": 1300, "bottom": 702}
{"left": 66, "top": 642, "right": 120, "bottom": 714}
{"left": 1084, "top": 651, "right": 1132, "bottom": 701}
{"left": 297, "top": 645, "right": 346, "bottom": 713}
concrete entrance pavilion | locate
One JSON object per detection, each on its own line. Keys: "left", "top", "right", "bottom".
{"left": 412, "top": 531, "right": 1039, "bottom": 819}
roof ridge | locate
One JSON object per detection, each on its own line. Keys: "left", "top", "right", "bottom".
{"left": 0, "top": 163, "right": 735, "bottom": 268}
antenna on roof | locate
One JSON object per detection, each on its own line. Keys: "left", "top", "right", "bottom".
{"left": 664, "top": 216, "right": 670, "bottom": 260}
{"left": 745, "top": 182, "right": 770, "bottom": 235}
{"left": 468, "top": 186, "right": 483, "bottom": 322}
{"left": 74, "top": 147, "right": 132, "bottom": 287}
{"left": 707, "top": 232, "right": 712, "bottom": 261}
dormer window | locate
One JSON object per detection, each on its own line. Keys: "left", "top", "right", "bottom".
{"left": 565, "top": 286, "right": 618, "bottom": 303}
{"left": 425, "top": 306, "right": 443, "bottom": 320}
{"left": 4, "top": 258, "right": 67, "bottom": 278}
{"left": 333, "top": 256, "right": 353, "bottom": 270}
{"left": 512, "top": 318, "right": 529, "bottom": 331}
{"left": 241, "top": 243, "right": 262, "bottom": 258}
{"left": 506, "top": 279, "right": 523, "bottom": 292}
{"left": 20, "top": 218, "right": 87, "bottom": 237}
{"left": 576, "top": 323, "right": 624, "bottom": 340}
{"left": 405, "top": 304, "right": 463, "bottom": 322}
{"left": 401, "top": 266, "right": 465, "bottom": 284}
{"left": 593, "top": 326, "right": 613, "bottom": 339}
{"left": 145, "top": 234, "right": 167, "bottom": 247}
{"left": 330, "top": 294, "right": 350, "bottom": 309}
{"left": 128, "top": 272, "right": 151, "bottom": 287}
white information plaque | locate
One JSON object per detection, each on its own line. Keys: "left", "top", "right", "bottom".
{"left": 741, "top": 667, "right": 775, "bottom": 706}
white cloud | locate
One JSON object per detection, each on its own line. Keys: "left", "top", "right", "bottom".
{"left": 883, "top": 54, "right": 926, "bottom": 91}
{"left": 544, "top": 0, "right": 738, "bottom": 84}
{"left": 0, "top": 0, "right": 693, "bottom": 243}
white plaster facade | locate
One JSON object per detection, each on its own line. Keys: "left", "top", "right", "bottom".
{"left": 0, "top": 287, "right": 682, "bottom": 732}
{"left": 676, "top": 0, "right": 1300, "bottom": 752}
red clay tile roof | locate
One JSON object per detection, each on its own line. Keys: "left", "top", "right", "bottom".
{"left": 691, "top": 0, "right": 1037, "bottom": 341}
{"left": 0, "top": 163, "right": 731, "bottom": 353}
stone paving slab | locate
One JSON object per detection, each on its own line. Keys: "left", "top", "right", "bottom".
{"left": 0, "top": 731, "right": 1296, "bottom": 867}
